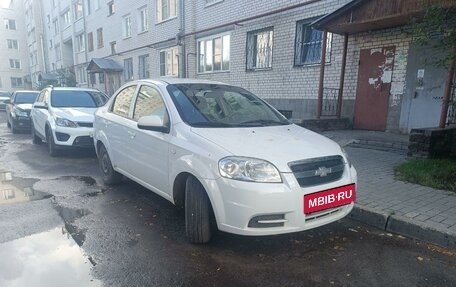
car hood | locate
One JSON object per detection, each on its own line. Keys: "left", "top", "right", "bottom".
{"left": 15, "top": 103, "right": 33, "bottom": 111}
{"left": 52, "top": 107, "right": 97, "bottom": 122}
{"left": 0, "top": 96, "right": 9, "bottom": 101}
{"left": 190, "top": 124, "right": 343, "bottom": 172}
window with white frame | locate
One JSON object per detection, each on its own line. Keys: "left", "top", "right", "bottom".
{"left": 295, "top": 19, "right": 332, "bottom": 65}
{"left": 156, "top": 0, "right": 176, "bottom": 23}
{"left": 7, "top": 39, "right": 18, "bottom": 49}
{"left": 110, "top": 41, "right": 116, "bottom": 54}
{"left": 138, "top": 54, "right": 150, "bottom": 79}
{"left": 62, "top": 10, "right": 71, "bottom": 26}
{"left": 76, "top": 34, "right": 85, "bottom": 52}
{"left": 246, "top": 27, "right": 273, "bottom": 70}
{"left": 159, "top": 47, "right": 178, "bottom": 76}
{"left": 85, "top": 0, "right": 92, "bottom": 15}
{"left": 11, "top": 77, "right": 23, "bottom": 88}
{"left": 124, "top": 58, "right": 133, "bottom": 81}
{"left": 74, "top": 0, "right": 83, "bottom": 20}
{"left": 108, "top": 1, "right": 115, "bottom": 16}
{"left": 198, "top": 34, "right": 230, "bottom": 73}
{"left": 9, "top": 59, "right": 21, "bottom": 69}
{"left": 55, "top": 45, "right": 61, "bottom": 60}
{"left": 87, "top": 32, "right": 94, "bottom": 51}
{"left": 94, "top": 0, "right": 100, "bottom": 10}
{"left": 123, "top": 15, "right": 132, "bottom": 38}
{"left": 78, "top": 67, "right": 87, "bottom": 84}
{"left": 53, "top": 19, "right": 59, "bottom": 35}
{"left": 97, "top": 28, "right": 103, "bottom": 48}
{"left": 4, "top": 19, "right": 16, "bottom": 30}
{"left": 138, "top": 6, "right": 148, "bottom": 33}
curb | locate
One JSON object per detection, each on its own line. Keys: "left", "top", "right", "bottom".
{"left": 349, "top": 205, "right": 456, "bottom": 249}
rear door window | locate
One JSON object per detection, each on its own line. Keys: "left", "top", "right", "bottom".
{"left": 111, "top": 85, "right": 137, "bottom": 118}
{"left": 132, "top": 85, "right": 168, "bottom": 122}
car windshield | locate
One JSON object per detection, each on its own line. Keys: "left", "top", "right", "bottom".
{"left": 167, "top": 84, "right": 291, "bottom": 128}
{"left": 15, "top": 92, "right": 39, "bottom": 104}
{"left": 51, "top": 90, "right": 108, "bottom": 108}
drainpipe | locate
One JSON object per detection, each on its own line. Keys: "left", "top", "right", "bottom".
{"left": 337, "top": 33, "right": 349, "bottom": 118}
{"left": 178, "top": 0, "right": 185, "bottom": 78}
{"left": 439, "top": 46, "right": 456, "bottom": 128}
{"left": 317, "top": 31, "right": 328, "bottom": 119}
{"left": 40, "top": 34, "right": 47, "bottom": 73}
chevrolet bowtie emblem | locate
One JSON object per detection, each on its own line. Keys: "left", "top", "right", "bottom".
{"left": 315, "top": 167, "right": 331, "bottom": 177}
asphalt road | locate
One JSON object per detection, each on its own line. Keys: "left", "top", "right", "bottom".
{"left": 0, "top": 111, "right": 455, "bottom": 287}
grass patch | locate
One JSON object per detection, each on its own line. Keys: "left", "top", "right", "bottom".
{"left": 394, "top": 158, "right": 456, "bottom": 192}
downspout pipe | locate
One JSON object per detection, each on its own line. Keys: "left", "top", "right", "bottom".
{"left": 178, "top": 0, "right": 186, "bottom": 78}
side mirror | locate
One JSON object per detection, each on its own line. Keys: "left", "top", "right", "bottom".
{"left": 137, "top": 115, "right": 170, "bottom": 133}
{"left": 33, "top": 102, "right": 48, "bottom": 110}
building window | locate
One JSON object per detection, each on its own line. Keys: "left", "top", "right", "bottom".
{"left": 156, "top": 0, "right": 176, "bottom": 23}
{"left": 62, "top": 10, "right": 71, "bottom": 27}
{"left": 73, "top": 1, "right": 83, "bottom": 20}
{"left": 110, "top": 41, "right": 116, "bottom": 54}
{"left": 97, "top": 28, "right": 103, "bottom": 48}
{"left": 138, "top": 54, "right": 150, "bottom": 79}
{"left": 53, "top": 19, "right": 59, "bottom": 35}
{"left": 4, "top": 19, "right": 16, "bottom": 30}
{"left": 49, "top": 40, "right": 53, "bottom": 48}
{"left": 246, "top": 28, "right": 273, "bottom": 70}
{"left": 78, "top": 67, "right": 87, "bottom": 84}
{"left": 198, "top": 34, "right": 230, "bottom": 73}
{"left": 108, "top": 1, "right": 115, "bottom": 16}
{"left": 138, "top": 6, "right": 148, "bottom": 33}
{"left": 87, "top": 32, "right": 94, "bottom": 51}
{"left": 98, "top": 73, "right": 104, "bottom": 83}
{"left": 159, "top": 47, "right": 178, "bottom": 76}
{"left": 85, "top": 0, "right": 92, "bottom": 15}
{"left": 76, "top": 34, "right": 85, "bottom": 52}
{"left": 94, "top": 0, "right": 100, "bottom": 11}
{"left": 295, "top": 20, "right": 332, "bottom": 65}
{"left": 9, "top": 59, "right": 21, "bottom": 69}
{"left": 11, "top": 77, "right": 23, "bottom": 88}
{"left": 55, "top": 45, "right": 61, "bottom": 60}
{"left": 90, "top": 73, "right": 96, "bottom": 84}
{"left": 124, "top": 58, "right": 133, "bottom": 81}
{"left": 123, "top": 15, "right": 132, "bottom": 38}
{"left": 7, "top": 39, "right": 18, "bottom": 49}
{"left": 0, "top": 0, "right": 14, "bottom": 9}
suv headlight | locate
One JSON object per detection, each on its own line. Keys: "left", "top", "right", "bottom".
{"left": 55, "top": 117, "right": 78, "bottom": 128}
{"left": 340, "top": 146, "right": 352, "bottom": 167}
{"left": 12, "top": 107, "right": 28, "bottom": 117}
{"left": 219, "top": 157, "right": 282, "bottom": 183}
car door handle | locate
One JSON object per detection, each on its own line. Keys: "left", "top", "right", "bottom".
{"left": 128, "top": 131, "right": 136, "bottom": 139}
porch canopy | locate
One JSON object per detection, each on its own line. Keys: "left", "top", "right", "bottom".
{"left": 312, "top": 0, "right": 455, "bottom": 35}
{"left": 86, "top": 58, "right": 123, "bottom": 73}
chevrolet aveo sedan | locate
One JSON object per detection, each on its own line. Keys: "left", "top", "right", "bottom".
{"left": 93, "top": 79, "right": 357, "bottom": 243}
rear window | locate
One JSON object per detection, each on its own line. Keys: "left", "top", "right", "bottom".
{"left": 51, "top": 90, "right": 108, "bottom": 108}
{"left": 14, "top": 92, "right": 39, "bottom": 104}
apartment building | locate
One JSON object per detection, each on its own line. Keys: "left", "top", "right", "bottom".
{"left": 0, "top": 0, "right": 31, "bottom": 91}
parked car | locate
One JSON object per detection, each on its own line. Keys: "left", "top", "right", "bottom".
{"left": 5, "top": 90, "right": 40, "bottom": 133}
{"left": 0, "top": 90, "right": 11, "bottom": 110}
{"left": 31, "top": 86, "right": 108, "bottom": 156}
{"left": 93, "top": 79, "right": 357, "bottom": 244}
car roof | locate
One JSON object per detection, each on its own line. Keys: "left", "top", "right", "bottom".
{"left": 49, "top": 87, "right": 101, "bottom": 92}
{"left": 13, "top": 90, "right": 40, "bottom": 93}
{"left": 136, "top": 78, "right": 228, "bottom": 86}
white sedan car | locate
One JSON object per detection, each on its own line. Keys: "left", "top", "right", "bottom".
{"left": 93, "top": 79, "right": 357, "bottom": 243}
{"left": 31, "top": 86, "right": 108, "bottom": 156}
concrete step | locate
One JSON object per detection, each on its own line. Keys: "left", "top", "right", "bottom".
{"left": 348, "top": 139, "right": 408, "bottom": 154}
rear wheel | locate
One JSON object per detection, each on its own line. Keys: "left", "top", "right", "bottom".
{"left": 6, "top": 118, "right": 11, "bottom": 128}
{"left": 185, "top": 176, "right": 212, "bottom": 244}
{"left": 98, "top": 144, "right": 122, "bottom": 185}
{"left": 31, "top": 123, "right": 42, "bottom": 144}
{"left": 46, "top": 129, "right": 58, "bottom": 157}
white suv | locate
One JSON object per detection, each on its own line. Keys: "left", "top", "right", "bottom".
{"left": 31, "top": 86, "right": 108, "bottom": 156}
{"left": 93, "top": 79, "right": 357, "bottom": 243}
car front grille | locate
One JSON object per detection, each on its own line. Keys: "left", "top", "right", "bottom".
{"left": 73, "top": 136, "right": 93, "bottom": 147}
{"left": 77, "top": 122, "right": 93, "bottom": 128}
{"left": 288, "top": 155, "right": 345, "bottom": 187}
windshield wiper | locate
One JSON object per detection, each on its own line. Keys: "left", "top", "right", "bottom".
{"left": 191, "top": 122, "right": 232, "bottom": 127}
{"left": 238, "top": 119, "right": 289, "bottom": 127}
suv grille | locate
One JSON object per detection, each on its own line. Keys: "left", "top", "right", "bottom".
{"left": 288, "top": 155, "right": 345, "bottom": 187}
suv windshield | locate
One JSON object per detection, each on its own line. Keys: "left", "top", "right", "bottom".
{"left": 51, "top": 90, "right": 108, "bottom": 108}
{"left": 167, "top": 84, "right": 290, "bottom": 128}
{"left": 15, "top": 92, "right": 39, "bottom": 104}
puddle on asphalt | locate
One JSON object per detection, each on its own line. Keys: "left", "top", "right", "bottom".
{"left": 55, "top": 205, "right": 91, "bottom": 246}
{"left": 0, "top": 227, "right": 102, "bottom": 287}
{"left": 0, "top": 172, "right": 51, "bottom": 205}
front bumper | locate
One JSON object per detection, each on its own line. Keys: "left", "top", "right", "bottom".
{"left": 203, "top": 165, "right": 357, "bottom": 236}
{"left": 12, "top": 116, "right": 32, "bottom": 130}
{"left": 52, "top": 126, "right": 94, "bottom": 148}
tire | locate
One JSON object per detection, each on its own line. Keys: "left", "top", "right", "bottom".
{"left": 31, "top": 123, "right": 42, "bottom": 145}
{"left": 98, "top": 144, "right": 122, "bottom": 185}
{"left": 6, "top": 118, "right": 11, "bottom": 129}
{"left": 185, "top": 176, "right": 212, "bottom": 244}
{"left": 46, "top": 128, "right": 58, "bottom": 157}
{"left": 11, "top": 121, "right": 17, "bottom": 134}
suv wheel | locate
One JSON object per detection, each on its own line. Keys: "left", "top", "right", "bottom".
{"left": 31, "top": 123, "right": 42, "bottom": 144}
{"left": 46, "top": 129, "right": 58, "bottom": 157}
{"left": 185, "top": 176, "right": 212, "bottom": 244}
{"left": 98, "top": 144, "right": 122, "bottom": 185}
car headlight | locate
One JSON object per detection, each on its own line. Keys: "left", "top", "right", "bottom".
{"left": 12, "top": 107, "right": 28, "bottom": 117}
{"left": 340, "top": 146, "right": 352, "bottom": 167}
{"left": 219, "top": 157, "right": 282, "bottom": 183}
{"left": 55, "top": 117, "right": 78, "bottom": 128}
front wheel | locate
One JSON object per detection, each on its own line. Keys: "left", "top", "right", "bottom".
{"left": 185, "top": 176, "right": 213, "bottom": 244}
{"left": 98, "top": 144, "right": 122, "bottom": 185}
{"left": 46, "top": 129, "right": 58, "bottom": 157}
{"left": 31, "top": 123, "right": 42, "bottom": 144}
